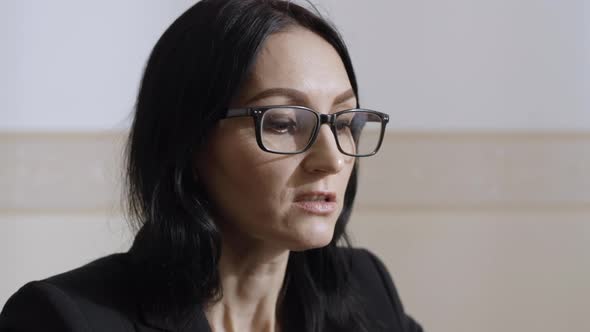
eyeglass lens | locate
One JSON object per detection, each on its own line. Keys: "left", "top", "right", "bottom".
{"left": 260, "top": 107, "right": 382, "bottom": 155}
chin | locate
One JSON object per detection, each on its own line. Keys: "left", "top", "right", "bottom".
{"left": 287, "top": 220, "right": 336, "bottom": 252}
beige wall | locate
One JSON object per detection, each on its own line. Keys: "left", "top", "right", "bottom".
{"left": 1, "top": 131, "right": 589, "bottom": 332}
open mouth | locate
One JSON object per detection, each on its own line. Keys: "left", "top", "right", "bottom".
{"left": 293, "top": 191, "right": 337, "bottom": 215}
{"left": 294, "top": 191, "right": 337, "bottom": 203}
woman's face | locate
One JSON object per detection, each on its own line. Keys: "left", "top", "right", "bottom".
{"left": 196, "top": 27, "right": 356, "bottom": 251}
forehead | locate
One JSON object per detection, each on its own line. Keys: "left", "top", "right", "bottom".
{"left": 237, "top": 27, "right": 353, "bottom": 104}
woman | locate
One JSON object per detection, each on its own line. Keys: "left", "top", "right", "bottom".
{"left": 0, "top": 1, "right": 423, "bottom": 331}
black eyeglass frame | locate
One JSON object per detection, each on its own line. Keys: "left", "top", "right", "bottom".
{"left": 223, "top": 105, "right": 389, "bottom": 157}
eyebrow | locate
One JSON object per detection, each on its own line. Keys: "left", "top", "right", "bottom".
{"left": 243, "top": 87, "right": 356, "bottom": 106}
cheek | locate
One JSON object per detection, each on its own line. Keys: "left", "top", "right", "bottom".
{"left": 242, "top": 164, "right": 295, "bottom": 210}
{"left": 198, "top": 132, "right": 299, "bottom": 224}
{"left": 337, "top": 163, "right": 355, "bottom": 207}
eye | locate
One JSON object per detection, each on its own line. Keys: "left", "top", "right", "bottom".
{"left": 335, "top": 116, "right": 353, "bottom": 131}
{"left": 263, "top": 116, "right": 298, "bottom": 134}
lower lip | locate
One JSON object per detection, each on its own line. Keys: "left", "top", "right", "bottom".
{"left": 293, "top": 201, "right": 338, "bottom": 215}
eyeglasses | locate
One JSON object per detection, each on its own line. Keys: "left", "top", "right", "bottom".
{"left": 223, "top": 105, "right": 389, "bottom": 157}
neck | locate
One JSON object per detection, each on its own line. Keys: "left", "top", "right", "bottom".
{"left": 205, "top": 233, "right": 289, "bottom": 332}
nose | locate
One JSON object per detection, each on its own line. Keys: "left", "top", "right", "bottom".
{"left": 301, "top": 125, "right": 348, "bottom": 174}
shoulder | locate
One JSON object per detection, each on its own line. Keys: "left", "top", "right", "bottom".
{"left": 0, "top": 253, "right": 138, "bottom": 332}
{"left": 338, "top": 247, "right": 425, "bottom": 332}
{"left": 342, "top": 247, "right": 403, "bottom": 304}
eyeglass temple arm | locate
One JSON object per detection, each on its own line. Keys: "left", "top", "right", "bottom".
{"left": 225, "top": 108, "right": 252, "bottom": 118}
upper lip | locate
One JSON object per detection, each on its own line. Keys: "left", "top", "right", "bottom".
{"left": 294, "top": 191, "right": 337, "bottom": 202}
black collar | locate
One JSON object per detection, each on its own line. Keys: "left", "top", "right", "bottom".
{"left": 126, "top": 229, "right": 212, "bottom": 332}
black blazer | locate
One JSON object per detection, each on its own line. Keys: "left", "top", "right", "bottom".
{"left": 0, "top": 248, "right": 423, "bottom": 332}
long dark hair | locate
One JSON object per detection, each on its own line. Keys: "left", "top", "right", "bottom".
{"left": 125, "top": 0, "right": 367, "bottom": 331}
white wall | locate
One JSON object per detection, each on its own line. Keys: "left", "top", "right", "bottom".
{"left": 321, "top": 0, "right": 590, "bottom": 130}
{"left": 1, "top": 0, "right": 588, "bottom": 130}
{"left": 0, "top": 0, "right": 194, "bottom": 131}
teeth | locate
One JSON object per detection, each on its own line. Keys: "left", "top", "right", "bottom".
{"left": 307, "top": 195, "right": 327, "bottom": 201}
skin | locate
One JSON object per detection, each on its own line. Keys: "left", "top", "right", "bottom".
{"left": 195, "top": 26, "right": 357, "bottom": 332}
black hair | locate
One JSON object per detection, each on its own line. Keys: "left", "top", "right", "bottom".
{"left": 124, "top": 0, "right": 368, "bottom": 331}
